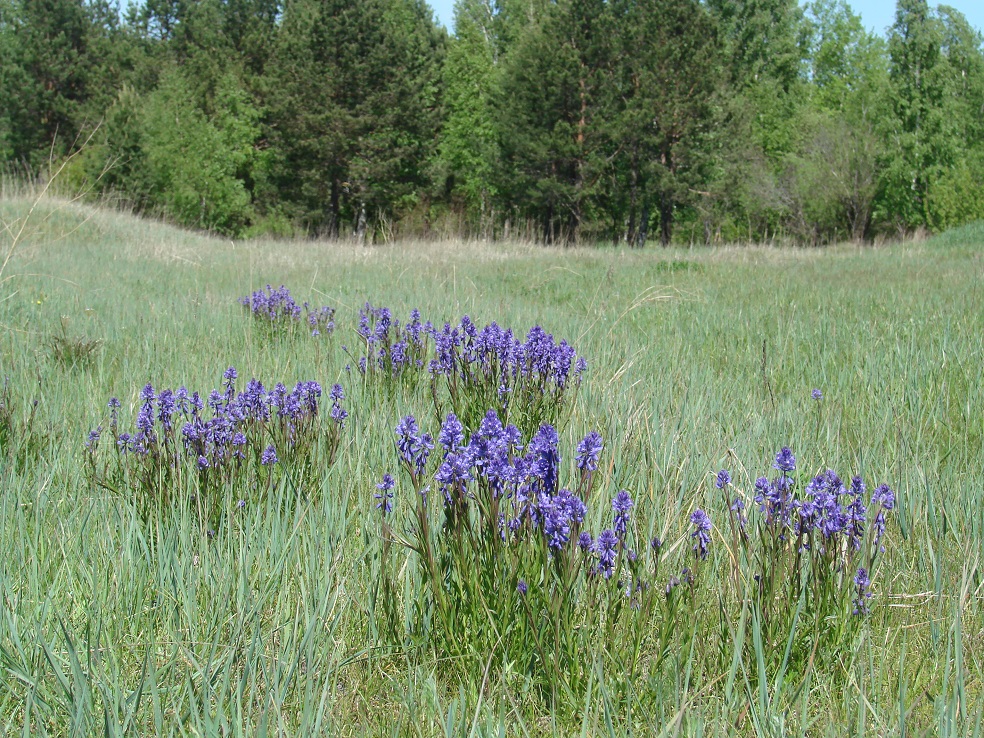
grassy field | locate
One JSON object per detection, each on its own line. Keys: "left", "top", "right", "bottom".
{"left": 1, "top": 195, "right": 983, "bottom": 736}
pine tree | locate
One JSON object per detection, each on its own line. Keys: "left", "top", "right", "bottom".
{"left": 0, "top": 0, "right": 118, "bottom": 166}
{"left": 497, "top": 0, "right": 615, "bottom": 243}
{"left": 610, "top": 0, "right": 722, "bottom": 246}
{"left": 265, "top": 0, "right": 442, "bottom": 237}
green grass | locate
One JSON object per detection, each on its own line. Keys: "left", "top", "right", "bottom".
{"left": 1, "top": 196, "right": 983, "bottom": 735}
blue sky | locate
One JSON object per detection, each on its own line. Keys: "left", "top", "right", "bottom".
{"left": 427, "top": 0, "right": 984, "bottom": 38}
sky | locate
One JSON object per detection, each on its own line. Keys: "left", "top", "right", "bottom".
{"left": 427, "top": 0, "right": 984, "bottom": 38}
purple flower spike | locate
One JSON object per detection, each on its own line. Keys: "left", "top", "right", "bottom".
{"left": 395, "top": 415, "right": 433, "bottom": 474}
{"left": 594, "top": 529, "right": 619, "bottom": 579}
{"left": 439, "top": 413, "right": 465, "bottom": 452}
{"left": 871, "top": 484, "right": 895, "bottom": 547}
{"left": 612, "top": 490, "right": 633, "bottom": 538}
{"left": 690, "top": 509, "right": 712, "bottom": 560}
{"left": 527, "top": 424, "right": 561, "bottom": 497}
{"left": 774, "top": 447, "right": 796, "bottom": 473}
{"left": 575, "top": 431, "right": 603, "bottom": 472}
{"left": 853, "top": 567, "right": 872, "bottom": 615}
{"left": 375, "top": 473, "right": 395, "bottom": 515}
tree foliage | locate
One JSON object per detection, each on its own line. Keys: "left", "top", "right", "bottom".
{"left": 1, "top": 0, "right": 982, "bottom": 243}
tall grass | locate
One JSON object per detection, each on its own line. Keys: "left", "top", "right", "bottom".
{"left": 0, "top": 197, "right": 982, "bottom": 734}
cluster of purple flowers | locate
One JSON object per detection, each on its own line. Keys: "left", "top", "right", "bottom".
{"left": 346, "top": 306, "right": 586, "bottom": 434}
{"left": 107, "top": 367, "right": 346, "bottom": 475}
{"left": 352, "top": 303, "right": 431, "bottom": 378}
{"left": 730, "top": 448, "right": 895, "bottom": 555}
{"left": 387, "top": 410, "right": 654, "bottom": 583}
{"left": 427, "top": 411, "right": 578, "bottom": 535}
{"left": 239, "top": 285, "right": 336, "bottom": 337}
{"left": 717, "top": 447, "right": 896, "bottom": 616}
{"left": 429, "top": 318, "right": 586, "bottom": 400}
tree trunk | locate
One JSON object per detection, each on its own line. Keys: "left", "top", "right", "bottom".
{"left": 542, "top": 203, "right": 554, "bottom": 245}
{"left": 328, "top": 179, "right": 340, "bottom": 239}
{"left": 355, "top": 202, "right": 367, "bottom": 245}
{"left": 635, "top": 202, "right": 649, "bottom": 248}
{"left": 659, "top": 192, "right": 673, "bottom": 246}
{"left": 626, "top": 162, "right": 638, "bottom": 247}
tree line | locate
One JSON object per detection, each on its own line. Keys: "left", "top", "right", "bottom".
{"left": 1, "top": 0, "right": 982, "bottom": 244}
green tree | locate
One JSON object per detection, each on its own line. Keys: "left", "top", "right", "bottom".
{"left": 707, "top": 0, "right": 805, "bottom": 93}
{"left": 803, "top": 0, "right": 889, "bottom": 115}
{"left": 0, "top": 0, "right": 124, "bottom": 168}
{"left": 881, "top": 0, "right": 943, "bottom": 229}
{"left": 777, "top": 0, "right": 890, "bottom": 242}
{"left": 439, "top": 0, "right": 500, "bottom": 234}
{"left": 704, "top": 0, "right": 809, "bottom": 243}
{"left": 140, "top": 67, "right": 261, "bottom": 233}
{"left": 610, "top": 0, "right": 722, "bottom": 246}
{"left": 265, "top": 0, "right": 443, "bottom": 237}
{"left": 497, "top": 0, "right": 615, "bottom": 243}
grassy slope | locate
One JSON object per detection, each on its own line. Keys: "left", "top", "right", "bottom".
{"left": 1, "top": 197, "right": 983, "bottom": 735}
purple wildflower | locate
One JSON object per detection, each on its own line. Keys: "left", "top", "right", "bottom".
{"left": 575, "top": 431, "right": 603, "bottom": 472}
{"left": 690, "top": 509, "right": 712, "bottom": 560}
{"left": 665, "top": 575, "right": 681, "bottom": 596}
{"left": 329, "top": 384, "right": 347, "bottom": 427}
{"left": 871, "top": 484, "right": 895, "bottom": 548}
{"left": 846, "top": 476, "right": 867, "bottom": 550}
{"left": 537, "top": 488, "right": 586, "bottom": 550}
{"left": 527, "top": 424, "right": 560, "bottom": 497}
{"left": 730, "top": 496, "right": 747, "bottom": 531}
{"left": 261, "top": 445, "right": 278, "bottom": 466}
{"left": 438, "top": 413, "right": 465, "bottom": 452}
{"left": 612, "top": 490, "right": 633, "bottom": 538}
{"left": 853, "top": 567, "right": 872, "bottom": 615}
{"left": 594, "top": 529, "right": 619, "bottom": 579}
{"left": 375, "top": 473, "right": 395, "bottom": 515}
{"left": 774, "top": 447, "right": 796, "bottom": 473}
{"left": 395, "top": 415, "right": 433, "bottom": 474}
{"left": 108, "top": 397, "right": 120, "bottom": 431}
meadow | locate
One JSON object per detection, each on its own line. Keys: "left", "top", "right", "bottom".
{"left": 0, "top": 195, "right": 982, "bottom": 736}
